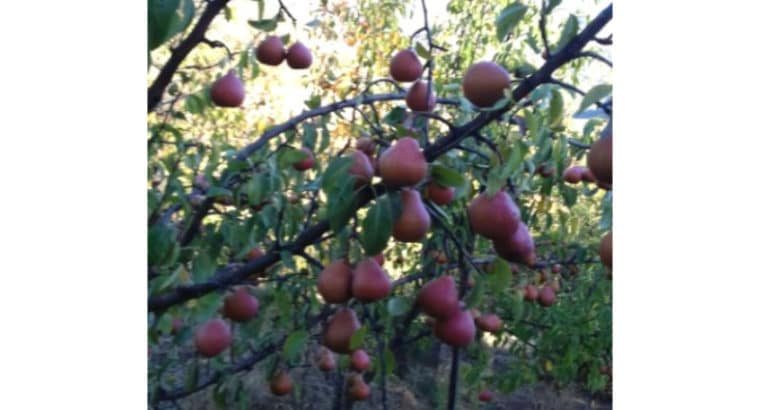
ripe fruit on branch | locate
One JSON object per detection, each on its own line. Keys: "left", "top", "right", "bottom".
{"left": 372, "top": 253, "right": 384, "bottom": 266}
{"left": 389, "top": 49, "right": 423, "bottom": 82}
{"left": 581, "top": 167, "right": 597, "bottom": 183}
{"left": 425, "top": 182, "right": 455, "bottom": 205}
{"left": 474, "top": 313, "right": 503, "bottom": 333}
{"left": 588, "top": 134, "right": 612, "bottom": 186}
{"left": 405, "top": 81, "right": 436, "bottom": 112}
{"left": 193, "top": 318, "right": 232, "bottom": 358}
{"left": 293, "top": 148, "right": 315, "bottom": 171}
{"left": 323, "top": 308, "right": 361, "bottom": 353}
{"left": 462, "top": 62, "right": 511, "bottom": 108}
{"left": 478, "top": 390, "right": 494, "bottom": 402}
{"left": 256, "top": 36, "right": 286, "bottom": 66}
{"left": 538, "top": 285, "right": 556, "bottom": 307}
{"left": 493, "top": 222, "right": 536, "bottom": 266}
{"left": 417, "top": 275, "right": 459, "bottom": 319}
{"left": 599, "top": 232, "right": 612, "bottom": 269}
{"left": 348, "top": 150, "right": 374, "bottom": 186}
{"left": 350, "top": 349, "right": 371, "bottom": 372}
{"left": 537, "top": 163, "right": 555, "bottom": 178}
{"left": 468, "top": 190, "right": 521, "bottom": 240}
{"left": 355, "top": 137, "right": 377, "bottom": 157}
{"left": 551, "top": 264, "right": 562, "bottom": 274}
{"left": 270, "top": 370, "right": 293, "bottom": 396}
{"left": 317, "top": 259, "right": 353, "bottom": 304}
{"left": 378, "top": 137, "right": 427, "bottom": 186}
{"left": 562, "top": 166, "right": 584, "bottom": 184}
{"left": 317, "top": 348, "right": 336, "bottom": 372}
{"left": 434, "top": 309, "right": 476, "bottom": 347}
{"left": 210, "top": 70, "right": 245, "bottom": 107}
{"left": 223, "top": 287, "right": 259, "bottom": 322}
{"left": 348, "top": 377, "right": 371, "bottom": 401}
{"left": 352, "top": 257, "right": 392, "bottom": 302}
{"left": 286, "top": 41, "right": 312, "bottom": 69}
{"left": 392, "top": 189, "right": 431, "bottom": 242}
{"left": 523, "top": 285, "right": 539, "bottom": 302}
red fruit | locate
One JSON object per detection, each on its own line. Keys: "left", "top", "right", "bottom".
{"left": 524, "top": 285, "right": 539, "bottom": 302}
{"left": 223, "top": 287, "right": 259, "bottom": 322}
{"left": 352, "top": 257, "right": 392, "bottom": 302}
{"left": 378, "top": 137, "right": 427, "bottom": 187}
{"left": 551, "top": 264, "right": 562, "bottom": 274}
{"left": 538, "top": 286, "right": 556, "bottom": 307}
{"left": 372, "top": 253, "right": 384, "bottom": 266}
{"left": 293, "top": 148, "right": 315, "bottom": 171}
{"left": 317, "top": 259, "right": 354, "bottom": 304}
{"left": 389, "top": 49, "right": 423, "bottom": 82}
{"left": 210, "top": 70, "right": 245, "bottom": 107}
{"left": 478, "top": 390, "right": 494, "bottom": 402}
{"left": 474, "top": 313, "right": 502, "bottom": 333}
{"left": 392, "top": 189, "right": 430, "bottom": 242}
{"left": 468, "top": 190, "right": 521, "bottom": 240}
{"left": 581, "top": 167, "right": 597, "bottom": 183}
{"left": 194, "top": 318, "right": 232, "bottom": 358}
{"left": 405, "top": 80, "right": 436, "bottom": 112}
{"left": 417, "top": 276, "right": 459, "bottom": 319}
{"left": 256, "top": 36, "right": 286, "bottom": 66}
{"left": 318, "top": 348, "right": 336, "bottom": 372}
{"left": 355, "top": 137, "right": 377, "bottom": 157}
{"left": 350, "top": 349, "right": 371, "bottom": 371}
{"left": 426, "top": 182, "right": 455, "bottom": 205}
{"left": 562, "top": 166, "right": 584, "bottom": 184}
{"left": 588, "top": 135, "right": 612, "bottom": 186}
{"left": 493, "top": 222, "right": 536, "bottom": 266}
{"left": 462, "top": 62, "right": 511, "bottom": 108}
{"left": 538, "top": 164, "right": 555, "bottom": 177}
{"left": 349, "top": 378, "right": 371, "bottom": 401}
{"left": 286, "top": 41, "right": 312, "bottom": 69}
{"left": 247, "top": 247, "right": 264, "bottom": 261}
{"left": 323, "top": 308, "right": 361, "bottom": 354}
{"left": 600, "top": 232, "right": 612, "bottom": 269}
{"left": 270, "top": 370, "right": 293, "bottom": 396}
{"left": 348, "top": 150, "right": 374, "bottom": 186}
{"left": 434, "top": 309, "right": 476, "bottom": 347}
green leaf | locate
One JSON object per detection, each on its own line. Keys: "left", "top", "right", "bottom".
{"left": 184, "top": 360, "right": 199, "bottom": 391}
{"left": 383, "top": 347, "right": 396, "bottom": 374}
{"left": 546, "top": 0, "right": 562, "bottom": 14}
{"left": 431, "top": 164, "right": 465, "bottom": 188}
{"left": 555, "top": 14, "right": 579, "bottom": 51}
{"left": 224, "top": 5, "right": 234, "bottom": 21}
{"left": 360, "top": 196, "right": 393, "bottom": 256}
{"left": 349, "top": 326, "right": 368, "bottom": 350}
{"left": 489, "top": 257, "right": 512, "bottom": 290}
{"left": 576, "top": 84, "right": 612, "bottom": 114}
{"left": 278, "top": 148, "right": 309, "bottom": 168}
{"left": 148, "top": 0, "right": 195, "bottom": 51}
{"left": 382, "top": 106, "right": 407, "bottom": 125}
{"left": 248, "top": 18, "right": 277, "bottom": 32}
{"left": 549, "top": 89, "right": 564, "bottom": 128}
{"left": 282, "top": 330, "right": 309, "bottom": 363}
{"left": 326, "top": 181, "right": 357, "bottom": 232}
{"left": 387, "top": 296, "right": 410, "bottom": 316}
{"left": 206, "top": 186, "right": 233, "bottom": 198}
{"left": 185, "top": 93, "right": 205, "bottom": 114}
{"left": 148, "top": 223, "right": 176, "bottom": 266}
{"left": 321, "top": 157, "right": 353, "bottom": 192}
{"left": 495, "top": 2, "right": 528, "bottom": 41}
{"left": 414, "top": 42, "right": 431, "bottom": 60}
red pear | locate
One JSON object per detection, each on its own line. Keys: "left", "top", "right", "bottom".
{"left": 286, "top": 41, "right": 312, "bottom": 69}
{"left": 317, "top": 348, "right": 336, "bottom": 372}
{"left": 425, "top": 182, "right": 455, "bottom": 205}
{"left": 256, "top": 36, "right": 286, "bottom": 66}
{"left": 468, "top": 190, "right": 521, "bottom": 240}
{"left": 551, "top": 264, "right": 562, "bottom": 274}
{"left": 378, "top": 137, "right": 427, "bottom": 187}
{"left": 293, "top": 147, "right": 315, "bottom": 171}
{"left": 417, "top": 275, "right": 459, "bottom": 319}
{"left": 524, "top": 284, "right": 539, "bottom": 302}
{"left": 389, "top": 49, "right": 423, "bottom": 82}
{"left": 538, "top": 286, "right": 556, "bottom": 307}
{"left": 581, "top": 167, "right": 597, "bottom": 183}
{"left": 392, "top": 188, "right": 430, "bottom": 242}
{"left": 434, "top": 309, "right": 476, "bottom": 347}
{"left": 405, "top": 80, "right": 436, "bottom": 112}
{"left": 355, "top": 137, "right": 377, "bottom": 157}
{"left": 270, "top": 370, "right": 293, "bottom": 396}
{"left": 479, "top": 390, "right": 494, "bottom": 402}
{"left": 462, "top": 62, "right": 511, "bottom": 108}
{"left": 562, "top": 166, "right": 584, "bottom": 184}
{"left": 350, "top": 349, "right": 371, "bottom": 371}
{"left": 600, "top": 232, "right": 612, "bottom": 269}
{"left": 349, "top": 377, "right": 371, "bottom": 401}
{"left": 588, "top": 135, "right": 612, "bottom": 185}
{"left": 373, "top": 253, "right": 384, "bottom": 266}
{"left": 348, "top": 150, "right": 374, "bottom": 186}
{"left": 210, "top": 70, "right": 245, "bottom": 107}
{"left": 223, "top": 287, "right": 259, "bottom": 322}
{"left": 474, "top": 313, "right": 502, "bottom": 333}
{"left": 493, "top": 222, "right": 536, "bottom": 266}
{"left": 323, "top": 308, "right": 361, "bottom": 354}
{"left": 317, "top": 259, "right": 353, "bottom": 304}
{"left": 352, "top": 258, "right": 392, "bottom": 302}
{"left": 193, "top": 318, "right": 232, "bottom": 358}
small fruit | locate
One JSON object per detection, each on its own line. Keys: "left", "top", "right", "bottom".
{"left": 474, "top": 313, "right": 502, "bottom": 333}
{"left": 581, "top": 167, "right": 597, "bottom": 183}
{"left": 551, "top": 264, "right": 561, "bottom": 274}
{"left": 317, "top": 259, "right": 353, "bottom": 304}
{"left": 524, "top": 285, "right": 539, "bottom": 302}
{"left": 392, "top": 189, "right": 430, "bottom": 242}
{"left": 323, "top": 308, "right": 361, "bottom": 353}
{"left": 599, "top": 232, "right": 612, "bottom": 269}
{"left": 389, "top": 49, "right": 423, "bottom": 82}
{"left": 270, "top": 370, "right": 293, "bottom": 396}
{"left": 462, "top": 62, "right": 511, "bottom": 108}
{"left": 348, "top": 150, "right": 374, "bottom": 186}
{"left": 349, "top": 377, "right": 371, "bottom": 401}
{"left": 425, "top": 182, "right": 455, "bottom": 205}
{"left": 405, "top": 80, "right": 436, "bottom": 112}
{"left": 478, "top": 390, "right": 494, "bottom": 402}
{"left": 194, "top": 318, "right": 232, "bottom": 357}
{"left": 318, "top": 348, "right": 336, "bottom": 372}
{"left": 378, "top": 137, "right": 427, "bottom": 186}
{"left": 223, "top": 287, "right": 259, "bottom": 322}
{"left": 256, "top": 36, "right": 286, "bottom": 66}
{"left": 538, "top": 164, "right": 555, "bottom": 178}
{"left": 247, "top": 247, "right": 265, "bottom": 261}
{"left": 434, "top": 309, "right": 476, "bottom": 347}
{"left": 538, "top": 286, "right": 556, "bottom": 307}
{"left": 352, "top": 257, "right": 392, "bottom": 302}
{"left": 293, "top": 148, "right": 315, "bottom": 171}
{"left": 210, "top": 70, "right": 245, "bottom": 107}
{"left": 194, "top": 175, "right": 210, "bottom": 190}
{"left": 355, "top": 137, "right": 377, "bottom": 157}
{"left": 468, "top": 190, "right": 521, "bottom": 240}
{"left": 493, "top": 222, "right": 536, "bottom": 266}
{"left": 350, "top": 349, "right": 371, "bottom": 371}
{"left": 562, "top": 166, "right": 584, "bottom": 184}
{"left": 417, "top": 275, "right": 459, "bottom": 319}
{"left": 587, "top": 134, "right": 612, "bottom": 185}
{"left": 286, "top": 41, "right": 312, "bottom": 69}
